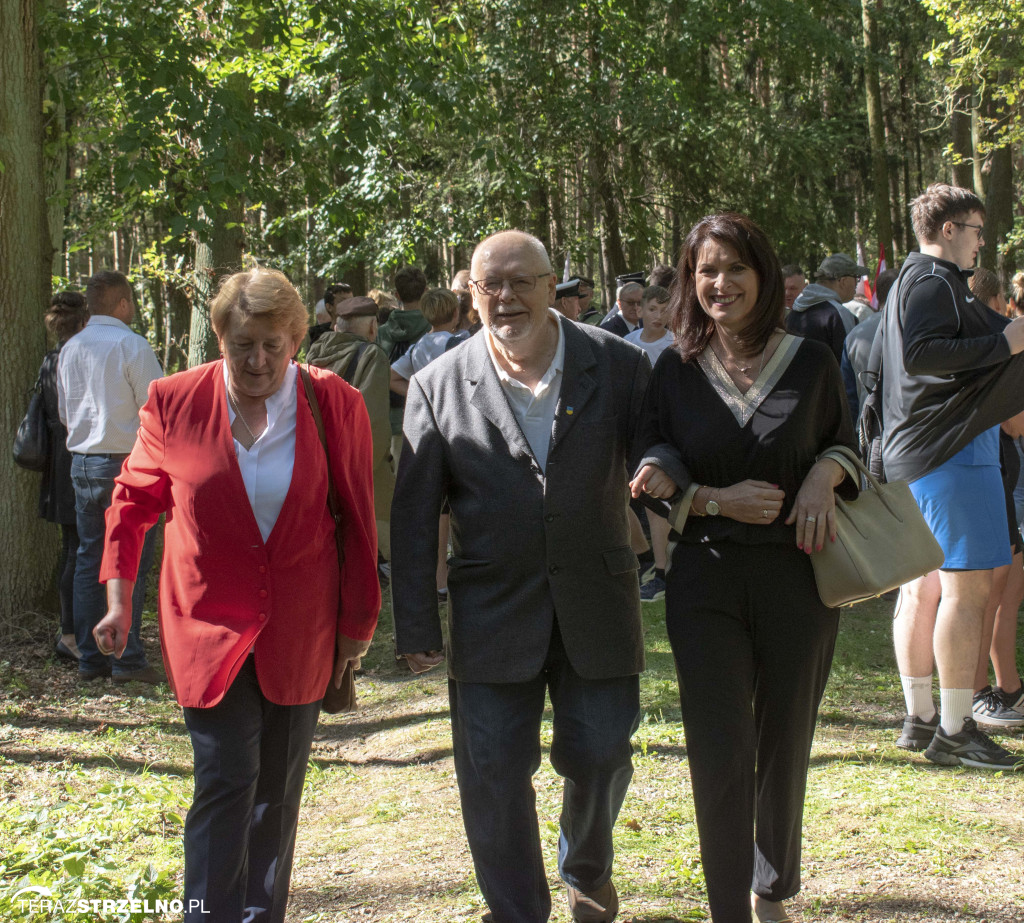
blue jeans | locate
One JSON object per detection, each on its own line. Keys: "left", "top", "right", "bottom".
{"left": 449, "top": 624, "right": 640, "bottom": 923}
{"left": 71, "top": 453, "right": 155, "bottom": 676}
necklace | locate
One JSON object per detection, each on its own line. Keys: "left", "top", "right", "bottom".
{"left": 711, "top": 336, "right": 768, "bottom": 381}
{"left": 227, "top": 387, "right": 260, "bottom": 445}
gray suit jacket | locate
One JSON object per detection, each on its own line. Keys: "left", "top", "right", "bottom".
{"left": 391, "top": 316, "right": 650, "bottom": 683}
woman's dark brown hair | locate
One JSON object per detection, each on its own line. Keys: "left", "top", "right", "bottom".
{"left": 670, "top": 212, "right": 784, "bottom": 361}
{"left": 45, "top": 290, "right": 88, "bottom": 342}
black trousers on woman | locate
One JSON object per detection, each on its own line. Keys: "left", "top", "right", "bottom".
{"left": 182, "top": 656, "right": 321, "bottom": 923}
{"left": 666, "top": 541, "right": 839, "bottom": 923}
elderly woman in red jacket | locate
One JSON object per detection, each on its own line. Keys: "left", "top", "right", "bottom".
{"left": 94, "top": 268, "right": 380, "bottom": 923}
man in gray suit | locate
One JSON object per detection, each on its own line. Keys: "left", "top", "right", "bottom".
{"left": 391, "top": 230, "right": 651, "bottom": 923}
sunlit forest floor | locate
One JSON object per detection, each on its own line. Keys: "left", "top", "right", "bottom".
{"left": 2, "top": 594, "right": 1023, "bottom": 922}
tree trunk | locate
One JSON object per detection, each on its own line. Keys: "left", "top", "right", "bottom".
{"left": 862, "top": 0, "right": 893, "bottom": 258}
{"left": 0, "top": 0, "right": 59, "bottom": 632}
{"left": 188, "top": 196, "right": 244, "bottom": 368}
{"left": 978, "top": 83, "right": 1014, "bottom": 278}
{"left": 950, "top": 86, "right": 974, "bottom": 191}
{"left": 971, "top": 103, "right": 986, "bottom": 198}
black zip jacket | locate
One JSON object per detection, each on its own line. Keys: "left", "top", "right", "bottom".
{"left": 880, "top": 251, "right": 1024, "bottom": 482}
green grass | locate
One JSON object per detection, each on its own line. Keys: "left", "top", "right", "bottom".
{"left": 2, "top": 595, "right": 1024, "bottom": 921}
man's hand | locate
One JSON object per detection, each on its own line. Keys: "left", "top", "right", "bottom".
{"left": 630, "top": 464, "right": 678, "bottom": 500}
{"left": 333, "top": 634, "right": 372, "bottom": 688}
{"left": 404, "top": 651, "right": 445, "bottom": 674}
{"left": 94, "top": 578, "right": 134, "bottom": 658}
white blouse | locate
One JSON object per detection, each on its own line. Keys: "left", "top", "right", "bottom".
{"left": 224, "top": 361, "right": 298, "bottom": 543}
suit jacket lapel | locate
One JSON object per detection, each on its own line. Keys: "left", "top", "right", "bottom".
{"left": 551, "top": 319, "right": 597, "bottom": 451}
{"left": 466, "top": 333, "right": 536, "bottom": 464}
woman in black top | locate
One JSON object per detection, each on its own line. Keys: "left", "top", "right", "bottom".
{"left": 632, "top": 214, "right": 856, "bottom": 923}
{"left": 38, "top": 291, "right": 89, "bottom": 661}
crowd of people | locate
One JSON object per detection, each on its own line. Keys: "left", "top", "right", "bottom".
{"left": 25, "top": 181, "right": 1024, "bottom": 923}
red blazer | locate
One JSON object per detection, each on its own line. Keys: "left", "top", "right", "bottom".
{"left": 101, "top": 361, "right": 380, "bottom": 708}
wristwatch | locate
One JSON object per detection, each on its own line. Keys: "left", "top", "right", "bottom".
{"left": 705, "top": 497, "right": 720, "bottom": 516}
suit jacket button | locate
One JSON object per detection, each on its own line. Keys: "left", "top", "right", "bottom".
{"left": 258, "top": 612, "right": 267, "bottom": 621}
{"left": 548, "top": 564, "right": 559, "bottom": 575}
{"left": 258, "top": 589, "right": 268, "bottom": 599}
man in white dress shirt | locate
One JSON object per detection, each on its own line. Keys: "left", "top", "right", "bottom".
{"left": 58, "top": 270, "right": 163, "bottom": 684}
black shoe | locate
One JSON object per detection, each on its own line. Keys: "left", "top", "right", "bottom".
{"left": 639, "top": 576, "right": 666, "bottom": 602}
{"left": 79, "top": 665, "right": 112, "bottom": 682}
{"left": 896, "top": 712, "right": 939, "bottom": 751}
{"left": 112, "top": 666, "right": 163, "bottom": 685}
{"left": 924, "top": 717, "right": 1022, "bottom": 770}
{"left": 55, "top": 638, "right": 80, "bottom": 663}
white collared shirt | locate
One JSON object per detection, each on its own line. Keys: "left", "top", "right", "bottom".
{"left": 484, "top": 310, "right": 565, "bottom": 471}
{"left": 57, "top": 315, "right": 164, "bottom": 454}
{"left": 225, "top": 361, "right": 298, "bottom": 543}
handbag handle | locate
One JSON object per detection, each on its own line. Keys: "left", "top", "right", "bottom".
{"left": 299, "top": 365, "right": 345, "bottom": 566}
{"left": 818, "top": 444, "right": 906, "bottom": 524}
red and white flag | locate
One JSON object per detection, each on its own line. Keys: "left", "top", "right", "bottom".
{"left": 870, "top": 242, "right": 887, "bottom": 308}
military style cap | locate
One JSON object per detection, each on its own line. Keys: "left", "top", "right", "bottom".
{"left": 556, "top": 279, "right": 581, "bottom": 299}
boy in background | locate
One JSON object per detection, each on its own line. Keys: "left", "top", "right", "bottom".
{"left": 627, "top": 285, "right": 673, "bottom": 602}
{"left": 625, "top": 284, "right": 672, "bottom": 366}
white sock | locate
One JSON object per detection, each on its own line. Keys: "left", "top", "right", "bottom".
{"left": 900, "top": 674, "right": 936, "bottom": 721}
{"left": 939, "top": 688, "right": 974, "bottom": 735}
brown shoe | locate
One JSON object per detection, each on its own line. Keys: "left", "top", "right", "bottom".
{"left": 567, "top": 880, "right": 618, "bottom": 923}
{"left": 112, "top": 666, "right": 163, "bottom": 685}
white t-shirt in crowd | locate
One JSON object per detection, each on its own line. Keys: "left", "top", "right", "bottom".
{"left": 625, "top": 328, "right": 674, "bottom": 367}
{"left": 391, "top": 330, "right": 455, "bottom": 379}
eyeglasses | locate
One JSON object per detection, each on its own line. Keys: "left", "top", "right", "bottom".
{"left": 470, "top": 273, "right": 551, "bottom": 296}
{"left": 952, "top": 221, "right": 984, "bottom": 237}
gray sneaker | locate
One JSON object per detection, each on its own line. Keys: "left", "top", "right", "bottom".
{"left": 896, "top": 713, "right": 939, "bottom": 751}
{"left": 995, "top": 684, "right": 1024, "bottom": 712}
{"left": 973, "top": 686, "right": 1024, "bottom": 729}
{"left": 924, "top": 717, "right": 1022, "bottom": 770}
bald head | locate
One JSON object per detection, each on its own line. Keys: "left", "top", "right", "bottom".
{"left": 471, "top": 231, "right": 552, "bottom": 278}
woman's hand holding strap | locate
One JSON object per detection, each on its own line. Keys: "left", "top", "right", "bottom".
{"left": 784, "top": 457, "right": 846, "bottom": 552}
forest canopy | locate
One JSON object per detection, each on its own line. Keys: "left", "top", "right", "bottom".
{"left": 2, "top": 0, "right": 1023, "bottom": 620}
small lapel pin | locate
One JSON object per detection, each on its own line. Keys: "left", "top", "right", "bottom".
{"left": 566, "top": 406, "right": 574, "bottom": 415}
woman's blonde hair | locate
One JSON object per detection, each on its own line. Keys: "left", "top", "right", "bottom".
{"left": 211, "top": 268, "right": 307, "bottom": 344}
{"left": 1010, "top": 272, "right": 1024, "bottom": 314}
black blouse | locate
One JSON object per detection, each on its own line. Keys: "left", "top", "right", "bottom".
{"left": 637, "top": 334, "right": 856, "bottom": 545}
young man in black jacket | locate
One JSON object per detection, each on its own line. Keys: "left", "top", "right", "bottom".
{"left": 881, "top": 183, "right": 1024, "bottom": 769}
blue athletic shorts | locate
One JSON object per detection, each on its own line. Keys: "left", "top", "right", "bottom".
{"left": 910, "top": 446, "right": 1011, "bottom": 571}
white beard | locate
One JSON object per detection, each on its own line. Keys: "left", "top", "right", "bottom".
{"left": 488, "top": 314, "right": 534, "bottom": 345}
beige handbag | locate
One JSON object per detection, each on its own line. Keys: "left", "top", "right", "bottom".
{"left": 810, "top": 445, "right": 944, "bottom": 608}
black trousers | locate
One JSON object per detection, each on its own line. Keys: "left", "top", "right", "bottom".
{"left": 182, "top": 656, "right": 321, "bottom": 923}
{"left": 449, "top": 624, "right": 640, "bottom": 923}
{"left": 666, "top": 542, "right": 839, "bottom": 923}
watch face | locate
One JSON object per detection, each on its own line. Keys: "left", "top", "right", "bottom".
{"left": 706, "top": 499, "right": 720, "bottom": 516}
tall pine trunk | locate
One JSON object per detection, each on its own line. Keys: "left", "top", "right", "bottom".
{"left": 0, "top": 0, "right": 59, "bottom": 632}
{"left": 862, "top": 0, "right": 893, "bottom": 258}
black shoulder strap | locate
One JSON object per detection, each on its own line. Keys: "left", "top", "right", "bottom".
{"left": 340, "top": 341, "right": 371, "bottom": 385}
